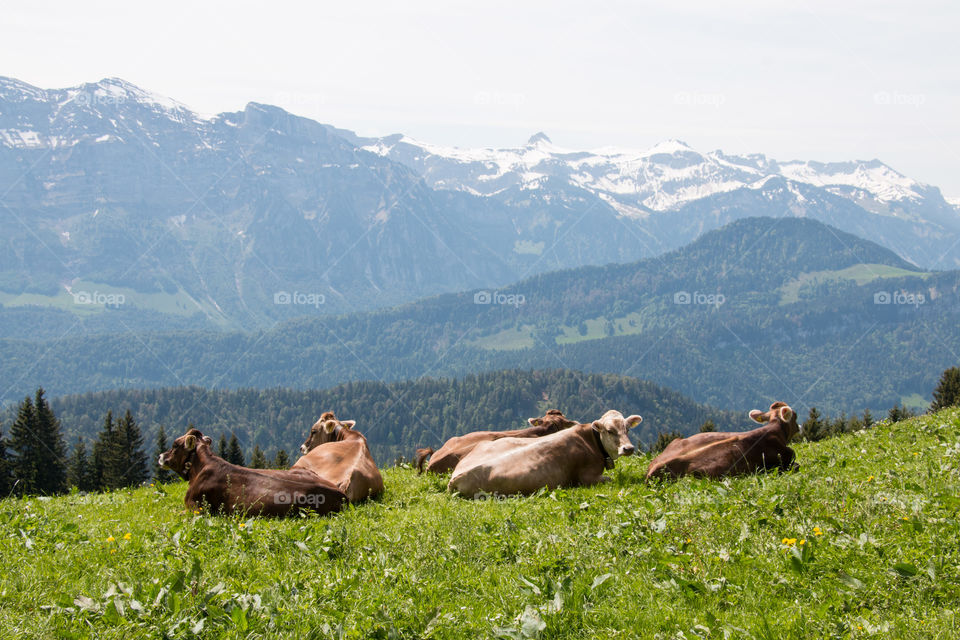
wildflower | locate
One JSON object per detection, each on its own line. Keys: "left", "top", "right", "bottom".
{"left": 799, "top": 539, "right": 806, "bottom": 546}
{"left": 123, "top": 533, "right": 131, "bottom": 540}
{"left": 686, "top": 538, "right": 692, "bottom": 544}
{"left": 902, "top": 515, "right": 910, "bottom": 521}
{"left": 867, "top": 475, "right": 875, "bottom": 482}
{"left": 813, "top": 527, "right": 823, "bottom": 536}
{"left": 193, "top": 509, "right": 200, "bottom": 515}
{"left": 782, "top": 537, "right": 797, "bottom": 546}
{"left": 110, "top": 549, "right": 116, "bottom": 554}
{"left": 106, "top": 536, "right": 115, "bottom": 543}
{"left": 239, "top": 523, "right": 246, "bottom": 529}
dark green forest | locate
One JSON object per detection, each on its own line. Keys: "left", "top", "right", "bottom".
{"left": 16, "top": 370, "right": 740, "bottom": 466}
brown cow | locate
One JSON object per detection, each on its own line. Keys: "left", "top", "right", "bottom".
{"left": 158, "top": 428, "right": 346, "bottom": 517}
{"left": 416, "top": 409, "right": 579, "bottom": 474}
{"left": 645, "top": 402, "right": 800, "bottom": 480}
{"left": 448, "top": 410, "right": 642, "bottom": 498}
{"left": 292, "top": 412, "right": 384, "bottom": 503}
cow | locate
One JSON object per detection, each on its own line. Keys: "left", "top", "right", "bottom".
{"left": 448, "top": 410, "right": 642, "bottom": 498}
{"left": 645, "top": 401, "right": 800, "bottom": 480}
{"left": 415, "top": 409, "right": 579, "bottom": 474}
{"left": 292, "top": 411, "right": 384, "bottom": 503}
{"left": 158, "top": 428, "right": 346, "bottom": 517}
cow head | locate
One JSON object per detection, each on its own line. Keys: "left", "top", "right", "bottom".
{"left": 159, "top": 428, "right": 213, "bottom": 480}
{"left": 592, "top": 410, "right": 642, "bottom": 460}
{"left": 527, "top": 409, "right": 578, "bottom": 433}
{"left": 300, "top": 411, "right": 357, "bottom": 454}
{"left": 749, "top": 402, "right": 799, "bottom": 442}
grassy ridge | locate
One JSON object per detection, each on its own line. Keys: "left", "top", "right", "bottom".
{"left": 1, "top": 410, "right": 959, "bottom": 639}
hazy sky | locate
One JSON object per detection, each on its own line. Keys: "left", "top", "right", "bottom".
{"left": 3, "top": 0, "right": 959, "bottom": 194}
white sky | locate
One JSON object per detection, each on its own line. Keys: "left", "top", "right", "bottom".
{"left": 3, "top": 0, "right": 959, "bottom": 195}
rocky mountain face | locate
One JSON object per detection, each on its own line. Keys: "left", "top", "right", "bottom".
{"left": 1, "top": 76, "right": 958, "bottom": 335}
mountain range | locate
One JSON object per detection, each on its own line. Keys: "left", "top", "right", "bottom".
{"left": 1, "top": 76, "right": 959, "bottom": 334}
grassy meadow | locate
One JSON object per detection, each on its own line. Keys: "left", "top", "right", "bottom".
{"left": 1, "top": 409, "right": 959, "bottom": 639}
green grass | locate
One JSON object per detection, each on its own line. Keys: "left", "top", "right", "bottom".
{"left": 2, "top": 409, "right": 960, "bottom": 638}
{"left": 778, "top": 264, "right": 929, "bottom": 305}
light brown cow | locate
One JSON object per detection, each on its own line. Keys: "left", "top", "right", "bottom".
{"left": 416, "top": 409, "right": 579, "bottom": 474}
{"left": 292, "top": 412, "right": 384, "bottom": 503}
{"left": 448, "top": 410, "right": 642, "bottom": 498}
{"left": 645, "top": 402, "right": 800, "bottom": 480}
{"left": 158, "top": 428, "right": 346, "bottom": 517}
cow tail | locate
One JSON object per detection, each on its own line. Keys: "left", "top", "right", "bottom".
{"left": 415, "top": 448, "right": 434, "bottom": 474}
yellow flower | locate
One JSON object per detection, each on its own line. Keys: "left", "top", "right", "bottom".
{"left": 239, "top": 523, "right": 246, "bottom": 529}
{"left": 782, "top": 537, "right": 797, "bottom": 546}
{"left": 902, "top": 515, "right": 910, "bottom": 521}
{"left": 813, "top": 527, "right": 823, "bottom": 536}
{"left": 106, "top": 536, "right": 115, "bottom": 543}
{"left": 123, "top": 533, "right": 131, "bottom": 540}
{"left": 193, "top": 509, "right": 200, "bottom": 515}
{"left": 686, "top": 538, "right": 692, "bottom": 544}
{"left": 110, "top": 549, "right": 116, "bottom": 554}
{"left": 867, "top": 475, "right": 875, "bottom": 482}
{"left": 799, "top": 539, "right": 806, "bottom": 545}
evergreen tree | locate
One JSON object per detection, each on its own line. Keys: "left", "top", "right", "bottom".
{"left": 94, "top": 410, "right": 122, "bottom": 490}
{"left": 217, "top": 434, "right": 228, "bottom": 458}
{"left": 66, "top": 437, "right": 96, "bottom": 492}
{"left": 32, "top": 388, "right": 67, "bottom": 494}
{"left": 115, "top": 410, "right": 149, "bottom": 487}
{"left": 888, "top": 403, "right": 907, "bottom": 423}
{"left": 250, "top": 445, "right": 267, "bottom": 469}
{"left": 0, "top": 427, "right": 11, "bottom": 497}
{"left": 8, "top": 396, "right": 39, "bottom": 495}
{"left": 153, "top": 426, "right": 174, "bottom": 484}
{"left": 699, "top": 420, "right": 716, "bottom": 433}
{"left": 862, "top": 409, "right": 874, "bottom": 429}
{"left": 650, "top": 430, "right": 682, "bottom": 454}
{"left": 931, "top": 367, "right": 960, "bottom": 412}
{"left": 273, "top": 449, "right": 290, "bottom": 469}
{"left": 801, "top": 407, "right": 825, "bottom": 442}
{"left": 226, "top": 434, "right": 245, "bottom": 466}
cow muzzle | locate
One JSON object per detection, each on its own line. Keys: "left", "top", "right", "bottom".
{"left": 619, "top": 444, "right": 636, "bottom": 457}
{"left": 158, "top": 453, "right": 168, "bottom": 467}
{"left": 299, "top": 444, "right": 308, "bottom": 455}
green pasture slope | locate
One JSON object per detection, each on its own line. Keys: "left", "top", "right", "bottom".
{"left": 2, "top": 410, "right": 959, "bottom": 639}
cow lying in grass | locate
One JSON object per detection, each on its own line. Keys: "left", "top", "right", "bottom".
{"left": 448, "top": 410, "right": 642, "bottom": 498}
{"left": 645, "top": 402, "right": 800, "bottom": 480}
{"left": 158, "top": 428, "right": 346, "bottom": 517}
{"left": 292, "top": 412, "right": 384, "bottom": 503}
{"left": 416, "top": 409, "right": 579, "bottom": 474}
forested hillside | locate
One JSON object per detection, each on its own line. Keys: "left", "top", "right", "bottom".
{"left": 36, "top": 370, "right": 739, "bottom": 465}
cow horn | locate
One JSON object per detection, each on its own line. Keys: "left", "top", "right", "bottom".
{"left": 779, "top": 406, "right": 794, "bottom": 422}
{"left": 748, "top": 410, "right": 766, "bottom": 423}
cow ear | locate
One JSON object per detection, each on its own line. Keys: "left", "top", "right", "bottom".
{"left": 562, "top": 418, "right": 578, "bottom": 429}
{"left": 592, "top": 420, "right": 603, "bottom": 431}
{"left": 323, "top": 420, "right": 337, "bottom": 434}
{"left": 749, "top": 410, "right": 766, "bottom": 423}
{"left": 341, "top": 420, "right": 356, "bottom": 430}
{"left": 625, "top": 414, "right": 643, "bottom": 428}
{"left": 201, "top": 436, "right": 212, "bottom": 445}
{"left": 528, "top": 417, "right": 543, "bottom": 427}
{"left": 779, "top": 406, "right": 794, "bottom": 422}
{"left": 184, "top": 435, "right": 197, "bottom": 450}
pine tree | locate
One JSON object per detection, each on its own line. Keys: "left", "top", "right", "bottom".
{"left": 217, "top": 434, "right": 228, "bottom": 458}
{"left": 650, "top": 431, "right": 682, "bottom": 454}
{"left": 801, "top": 407, "right": 825, "bottom": 442}
{"left": 153, "top": 426, "right": 174, "bottom": 484}
{"left": 699, "top": 420, "right": 716, "bottom": 433}
{"left": 273, "top": 449, "right": 290, "bottom": 469}
{"left": 114, "top": 410, "right": 148, "bottom": 488}
{"left": 66, "top": 437, "right": 96, "bottom": 492}
{"left": 226, "top": 434, "right": 245, "bottom": 466}
{"left": 8, "top": 396, "right": 39, "bottom": 495}
{"left": 888, "top": 403, "right": 906, "bottom": 423}
{"left": 32, "top": 388, "right": 67, "bottom": 494}
{"left": 0, "top": 427, "right": 11, "bottom": 497}
{"left": 250, "top": 445, "right": 267, "bottom": 469}
{"left": 862, "top": 409, "right": 874, "bottom": 429}
{"left": 94, "top": 410, "right": 122, "bottom": 490}
{"left": 931, "top": 367, "right": 960, "bottom": 412}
